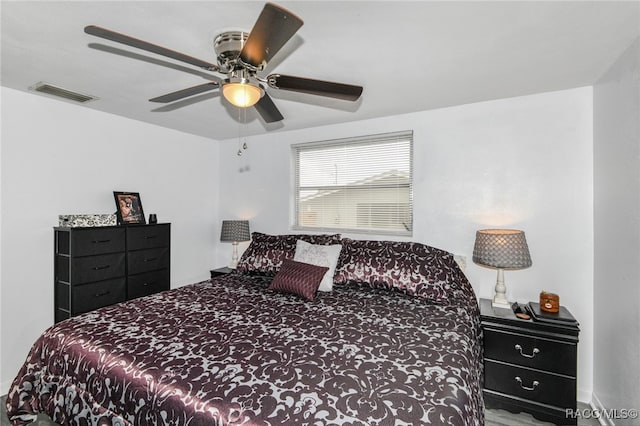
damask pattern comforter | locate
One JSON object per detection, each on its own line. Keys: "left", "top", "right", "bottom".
{"left": 8, "top": 273, "right": 483, "bottom": 425}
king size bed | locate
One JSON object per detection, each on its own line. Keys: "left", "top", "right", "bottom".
{"left": 7, "top": 233, "right": 484, "bottom": 425}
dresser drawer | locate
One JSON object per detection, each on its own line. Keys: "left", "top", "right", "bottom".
{"left": 58, "top": 252, "right": 126, "bottom": 284}
{"left": 484, "top": 328, "right": 577, "bottom": 376}
{"left": 127, "top": 225, "right": 170, "bottom": 250}
{"left": 69, "top": 228, "right": 125, "bottom": 256}
{"left": 72, "top": 278, "right": 126, "bottom": 314}
{"left": 128, "top": 270, "right": 169, "bottom": 299}
{"left": 485, "top": 360, "right": 576, "bottom": 409}
{"left": 128, "top": 247, "right": 169, "bottom": 275}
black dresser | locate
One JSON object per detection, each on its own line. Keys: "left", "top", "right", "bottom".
{"left": 480, "top": 298, "right": 580, "bottom": 425}
{"left": 54, "top": 223, "right": 170, "bottom": 323}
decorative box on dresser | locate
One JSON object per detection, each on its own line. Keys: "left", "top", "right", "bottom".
{"left": 54, "top": 223, "right": 170, "bottom": 323}
{"left": 480, "top": 298, "right": 580, "bottom": 425}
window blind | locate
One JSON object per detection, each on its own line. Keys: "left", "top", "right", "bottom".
{"left": 293, "top": 130, "right": 413, "bottom": 236}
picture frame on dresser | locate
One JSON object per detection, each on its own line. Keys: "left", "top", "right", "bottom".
{"left": 113, "top": 191, "right": 145, "bottom": 225}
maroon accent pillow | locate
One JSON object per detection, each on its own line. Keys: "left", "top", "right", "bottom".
{"left": 333, "top": 238, "right": 475, "bottom": 305}
{"left": 236, "top": 232, "right": 341, "bottom": 276}
{"left": 268, "top": 259, "right": 329, "bottom": 301}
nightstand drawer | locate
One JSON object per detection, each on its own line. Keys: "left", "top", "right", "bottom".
{"left": 485, "top": 360, "right": 575, "bottom": 408}
{"left": 128, "top": 270, "right": 169, "bottom": 299}
{"left": 69, "top": 227, "right": 125, "bottom": 256}
{"left": 127, "top": 225, "right": 170, "bottom": 250}
{"left": 72, "top": 278, "right": 126, "bottom": 314}
{"left": 484, "top": 328, "right": 577, "bottom": 376}
{"left": 128, "top": 247, "right": 169, "bottom": 275}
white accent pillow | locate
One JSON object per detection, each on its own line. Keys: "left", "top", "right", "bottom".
{"left": 294, "top": 240, "right": 342, "bottom": 292}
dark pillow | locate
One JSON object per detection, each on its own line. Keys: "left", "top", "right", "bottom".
{"left": 268, "top": 259, "right": 328, "bottom": 301}
{"left": 333, "top": 238, "right": 474, "bottom": 305}
{"left": 236, "top": 232, "right": 341, "bottom": 276}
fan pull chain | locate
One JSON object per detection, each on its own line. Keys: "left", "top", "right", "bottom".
{"left": 236, "top": 107, "right": 249, "bottom": 156}
{"left": 237, "top": 107, "right": 244, "bottom": 156}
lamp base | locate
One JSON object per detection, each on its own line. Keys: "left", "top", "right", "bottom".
{"left": 492, "top": 268, "right": 510, "bottom": 309}
{"left": 492, "top": 297, "right": 511, "bottom": 309}
{"left": 229, "top": 241, "right": 239, "bottom": 269}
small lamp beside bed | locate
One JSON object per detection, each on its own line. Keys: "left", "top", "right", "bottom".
{"left": 220, "top": 220, "right": 251, "bottom": 268}
{"left": 473, "top": 229, "right": 532, "bottom": 308}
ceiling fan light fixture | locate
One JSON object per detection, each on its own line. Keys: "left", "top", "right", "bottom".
{"left": 222, "top": 80, "right": 263, "bottom": 108}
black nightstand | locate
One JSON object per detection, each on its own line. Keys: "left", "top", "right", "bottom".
{"left": 480, "top": 298, "right": 580, "bottom": 425}
{"left": 210, "top": 267, "right": 233, "bottom": 278}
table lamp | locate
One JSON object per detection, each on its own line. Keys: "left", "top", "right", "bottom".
{"left": 473, "top": 229, "right": 532, "bottom": 308}
{"left": 220, "top": 220, "right": 250, "bottom": 268}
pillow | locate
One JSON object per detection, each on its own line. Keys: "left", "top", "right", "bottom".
{"left": 236, "top": 232, "right": 341, "bottom": 276}
{"left": 293, "top": 240, "right": 342, "bottom": 292}
{"left": 268, "top": 259, "right": 328, "bottom": 301}
{"left": 333, "top": 238, "right": 475, "bottom": 305}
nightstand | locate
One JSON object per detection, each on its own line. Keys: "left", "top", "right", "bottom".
{"left": 480, "top": 298, "right": 580, "bottom": 425}
{"left": 210, "top": 267, "right": 233, "bottom": 278}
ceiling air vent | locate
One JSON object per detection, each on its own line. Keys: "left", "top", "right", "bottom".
{"left": 29, "top": 82, "right": 98, "bottom": 103}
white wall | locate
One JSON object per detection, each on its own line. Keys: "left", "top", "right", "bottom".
{"left": 0, "top": 87, "right": 219, "bottom": 392}
{"left": 216, "top": 87, "right": 594, "bottom": 401}
{"left": 593, "top": 38, "right": 640, "bottom": 423}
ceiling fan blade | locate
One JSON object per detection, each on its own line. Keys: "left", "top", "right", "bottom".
{"left": 149, "top": 82, "right": 219, "bottom": 103}
{"left": 254, "top": 91, "right": 284, "bottom": 123}
{"left": 267, "top": 74, "right": 363, "bottom": 101}
{"left": 239, "top": 3, "right": 303, "bottom": 69}
{"left": 84, "top": 25, "right": 218, "bottom": 71}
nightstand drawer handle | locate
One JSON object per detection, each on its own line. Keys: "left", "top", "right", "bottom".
{"left": 142, "top": 281, "right": 155, "bottom": 287}
{"left": 94, "top": 290, "right": 111, "bottom": 298}
{"left": 143, "top": 257, "right": 158, "bottom": 262}
{"left": 143, "top": 235, "right": 157, "bottom": 239}
{"left": 92, "top": 239, "right": 111, "bottom": 244}
{"left": 515, "top": 344, "right": 540, "bottom": 358}
{"left": 515, "top": 376, "right": 539, "bottom": 391}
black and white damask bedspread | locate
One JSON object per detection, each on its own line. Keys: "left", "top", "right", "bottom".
{"left": 8, "top": 274, "right": 483, "bottom": 425}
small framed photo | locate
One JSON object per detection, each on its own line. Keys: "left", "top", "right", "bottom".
{"left": 113, "top": 191, "right": 146, "bottom": 225}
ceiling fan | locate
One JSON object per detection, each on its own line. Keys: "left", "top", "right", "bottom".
{"left": 84, "top": 2, "right": 363, "bottom": 123}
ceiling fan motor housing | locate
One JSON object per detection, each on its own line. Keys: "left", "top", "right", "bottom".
{"left": 213, "top": 31, "right": 249, "bottom": 72}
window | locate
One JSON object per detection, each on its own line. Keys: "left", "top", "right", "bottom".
{"left": 293, "top": 131, "right": 413, "bottom": 236}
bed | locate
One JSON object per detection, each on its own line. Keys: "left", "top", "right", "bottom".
{"left": 7, "top": 233, "right": 484, "bottom": 425}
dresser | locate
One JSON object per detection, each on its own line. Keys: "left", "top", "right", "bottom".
{"left": 480, "top": 298, "right": 580, "bottom": 425}
{"left": 54, "top": 223, "right": 170, "bottom": 323}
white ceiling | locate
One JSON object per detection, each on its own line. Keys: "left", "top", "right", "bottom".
{"left": 2, "top": 1, "right": 639, "bottom": 141}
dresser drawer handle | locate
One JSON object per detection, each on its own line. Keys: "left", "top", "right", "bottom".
{"left": 92, "top": 239, "right": 111, "bottom": 244}
{"left": 143, "top": 235, "right": 158, "bottom": 240}
{"left": 515, "top": 344, "right": 540, "bottom": 358}
{"left": 142, "top": 281, "right": 155, "bottom": 287}
{"left": 92, "top": 265, "right": 111, "bottom": 271}
{"left": 143, "top": 257, "right": 158, "bottom": 263}
{"left": 515, "top": 376, "right": 540, "bottom": 391}
{"left": 94, "top": 290, "right": 111, "bottom": 298}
